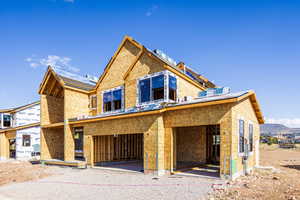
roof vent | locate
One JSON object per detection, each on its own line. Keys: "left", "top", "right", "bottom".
{"left": 198, "top": 87, "right": 231, "bottom": 98}
{"left": 85, "top": 74, "right": 98, "bottom": 83}
{"left": 153, "top": 49, "right": 177, "bottom": 66}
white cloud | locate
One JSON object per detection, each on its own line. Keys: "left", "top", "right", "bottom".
{"left": 25, "top": 55, "right": 80, "bottom": 72}
{"left": 265, "top": 118, "right": 300, "bottom": 128}
{"left": 146, "top": 5, "right": 158, "bottom": 17}
{"left": 64, "top": 0, "right": 74, "bottom": 3}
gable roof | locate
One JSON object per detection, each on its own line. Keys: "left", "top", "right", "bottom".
{"left": 39, "top": 66, "right": 96, "bottom": 95}
{"left": 69, "top": 90, "right": 264, "bottom": 125}
{"left": 95, "top": 35, "right": 213, "bottom": 90}
{"left": 0, "top": 101, "right": 40, "bottom": 114}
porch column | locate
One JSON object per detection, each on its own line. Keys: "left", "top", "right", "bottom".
{"left": 0, "top": 133, "right": 9, "bottom": 160}
{"left": 64, "top": 122, "right": 75, "bottom": 161}
{"left": 144, "top": 115, "right": 165, "bottom": 176}
{"left": 220, "top": 119, "right": 232, "bottom": 178}
{"left": 40, "top": 128, "right": 51, "bottom": 160}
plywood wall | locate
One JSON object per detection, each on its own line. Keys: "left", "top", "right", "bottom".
{"left": 40, "top": 128, "right": 64, "bottom": 160}
{"left": 41, "top": 94, "right": 64, "bottom": 125}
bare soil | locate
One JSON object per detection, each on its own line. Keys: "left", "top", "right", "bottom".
{"left": 0, "top": 160, "right": 54, "bottom": 186}
{"left": 211, "top": 144, "right": 300, "bottom": 200}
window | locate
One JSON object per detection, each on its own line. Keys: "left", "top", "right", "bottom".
{"left": 3, "top": 114, "right": 11, "bottom": 127}
{"left": 140, "top": 79, "right": 151, "bottom": 103}
{"left": 249, "top": 124, "right": 253, "bottom": 152}
{"left": 103, "top": 88, "right": 123, "bottom": 113}
{"left": 113, "top": 89, "right": 122, "bottom": 110}
{"left": 138, "top": 72, "right": 177, "bottom": 104}
{"left": 239, "top": 120, "right": 245, "bottom": 153}
{"left": 169, "top": 75, "right": 177, "bottom": 101}
{"left": 22, "top": 135, "right": 31, "bottom": 147}
{"left": 90, "top": 95, "right": 97, "bottom": 110}
{"left": 103, "top": 92, "right": 112, "bottom": 112}
{"left": 152, "top": 75, "right": 164, "bottom": 100}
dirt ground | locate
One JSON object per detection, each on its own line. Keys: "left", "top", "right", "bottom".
{"left": 0, "top": 160, "right": 55, "bottom": 186}
{"left": 211, "top": 144, "right": 300, "bottom": 200}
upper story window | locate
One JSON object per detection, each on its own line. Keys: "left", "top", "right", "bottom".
{"left": 103, "top": 86, "right": 124, "bottom": 113}
{"left": 239, "top": 119, "right": 245, "bottom": 153}
{"left": 169, "top": 75, "right": 177, "bottom": 101}
{"left": 3, "top": 114, "right": 11, "bottom": 128}
{"left": 138, "top": 71, "right": 177, "bottom": 105}
{"left": 249, "top": 124, "right": 253, "bottom": 152}
{"left": 90, "top": 95, "right": 97, "bottom": 110}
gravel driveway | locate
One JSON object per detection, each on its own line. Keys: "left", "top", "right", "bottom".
{"left": 0, "top": 167, "right": 223, "bottom": 200}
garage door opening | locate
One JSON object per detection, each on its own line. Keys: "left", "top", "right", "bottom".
{"left": 174, "top": 125, "right": 220, "bottom": 178}
{"left": 93, "top": 133, "right": 144, "bottom": 172}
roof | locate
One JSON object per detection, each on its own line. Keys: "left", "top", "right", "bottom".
{"left": 0, "top": 122, "right": 40, "bottom": 133}
{"left": 95, "top": 35, "right": 213, "bottom": 90}
{"left": 52, "top": 67, "right": 96, "bottom": 91}
{"left": 69, "top": 90, "right": 264, "bottom": 125}
{"left": 0, "top": 101, "right": 40, "bottom": 114}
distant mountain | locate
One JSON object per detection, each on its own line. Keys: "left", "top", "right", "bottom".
{"left": 260, "top": 124, "right": 293, "bottom": 136}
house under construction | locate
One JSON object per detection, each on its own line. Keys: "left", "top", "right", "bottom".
{"left": 0, "top": 101, "right": 40, "bottom": 160}
{"left": 39, "top": 36, "right": 264, "bottom": 179}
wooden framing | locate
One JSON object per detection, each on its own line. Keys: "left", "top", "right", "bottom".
{"left": 93, "top": 133, "right": 143, "bottom": 164}
{"left": 69, "top": 91, "right": 264, "bottom": 125}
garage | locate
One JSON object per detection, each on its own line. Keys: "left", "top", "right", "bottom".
{"left": 174, "top": 125, "right": 220, "bottom": 177}
{"left": 93, "top": 133, "right": 144, "bottom": 172}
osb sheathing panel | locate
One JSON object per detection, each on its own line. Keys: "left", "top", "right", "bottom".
{"left": 40, "top": 128, "right": 64, "bottom": 160}
{"left": 177, "top": 75, "right": 203, "bottom": 99}
{"left": 63, "top": 89, "right": 90, "bottom": 161}
{"left": 64, "top": 89, "right": 89, "bottom": 119}
{"left": 41, "top": 94, "right": 64, "bottom": 125}
{"left": 83, "top": 114, "right": 160, "bottom": 136}
{"left": 163, "top": 103, "right": 233, "bottom": 128}
{"left": 163, "top": 104, "right": 233, "bottom": 175}
{"left": 176, "top": 126, "right": 206, "bottom": 163}
{"left": 231, "top": 98, "right": 260, "bottom": 174}
{"left": 0, "top": 131, "right": 15, "bottom": 159}
{"left": 125, "top": 53, "right": 165, "bottom": 108}
{"left": 84, "top": 135, "right": 92, "bottom": 164}
{"left": 96, "top": 41, "right": 141, "bottom": 114}
{"left": 81, "top": 114, "right": 163, "bottom": 170}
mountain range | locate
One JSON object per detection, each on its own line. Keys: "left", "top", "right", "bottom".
{"left": 260, "top": 124, "right": 300, "bottom": 136}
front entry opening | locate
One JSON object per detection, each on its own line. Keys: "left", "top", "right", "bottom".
{"left": 93, "top": 133, "right": 144, "bottom": 172}
{"left": 174, "top": 125, "right": 220, "bottom": 178}
{"left": 9, "top": 139, "right": 16, "bottom": 159}
{"left": 74, "top": 127, "right": 84, "bottom": 161}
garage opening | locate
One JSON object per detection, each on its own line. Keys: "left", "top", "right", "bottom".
{"left": 93, "top": 133, "right": 144, "bottom": 172}
{"left": 174, "top": 125, "right": 220, "bottom": 178}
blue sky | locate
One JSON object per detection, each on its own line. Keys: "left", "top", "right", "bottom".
{"left": 0, "top": 0, "right": 299, "bottom": 127}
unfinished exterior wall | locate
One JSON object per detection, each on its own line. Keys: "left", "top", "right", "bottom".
{"left": 96, "top": 41, "right": 142, "bottom": 114}
{"left": 64, "top": 89, "right": 90, "bottom": 161}
{"left": 125, "top": 53, "right": 165, "bottom": 108}
{"left": 177, "top": 75, "right": 203, "bottom": 100}
{"left": 41, "top": 95, "right": 64, "bottom": 125}
{"left": 176, "top": 126, "right": 206, "bottom": 163}
{"left": 16, "top": 127, "right": 40, "bottom": 160}
{"left": 231, "top": 98, "right": 260, "bottom": 178}
{"left": 163, "top": 103, "right": 233, "bottom": 176}
{"left": 0, "top": 132, "right": 14, "bottom": 160}
{"left": 40, "top": 128, "right": 64, "bottom": 160}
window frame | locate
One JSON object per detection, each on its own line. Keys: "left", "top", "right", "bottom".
{"left": 2, "top": 113, "right": 11, "bottom": 128}
{"left": 22, "top": 135, "right": 31, "bottom": 147}
{"left": 238, "top": 118, "right": 245, "bottom": 155}
{"left": 249, "top": 122, "right": 254, "bottom": 153}
{"left": 137, "top": 71, "right": 177, "bottom": 106}
{"left": 102, "top": 86, "right": 124, "bottom": 114}
{"left": 89, "top": 95, "right": 97, "bottom": 110}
